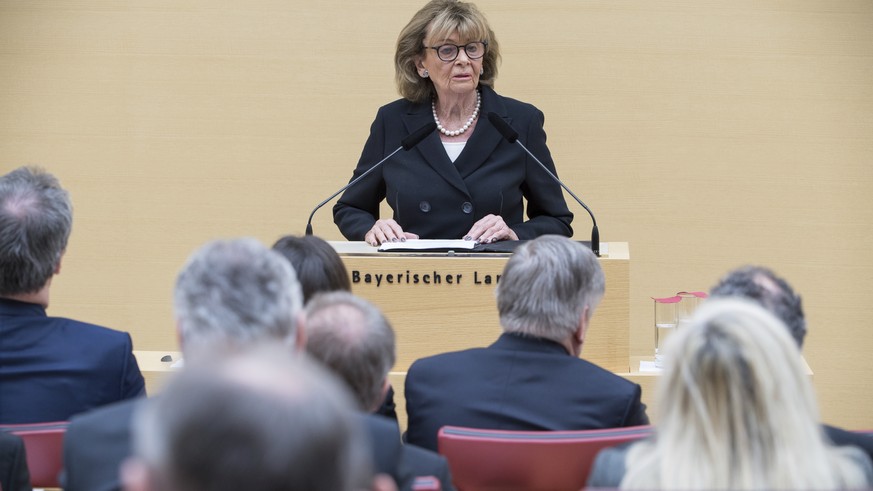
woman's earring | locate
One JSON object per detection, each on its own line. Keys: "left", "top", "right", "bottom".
{"left": 422, "top": 69, "right": 429, "bottom": 78}
{"left": 480, "top": 68, "right": 484, "bottom": 75}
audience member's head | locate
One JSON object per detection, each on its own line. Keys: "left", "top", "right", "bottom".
{"left": 272, "top": 235, "right": 350, "bottom": 303}
{"left": 496, "top": 235, "right": 605, "bottom": 354}
{"left": 123, "top": 347, "right": 374, "bottom": 491}
{"left": 304, "top": 292, "right": 396, "bottom": 412}
{"left": 0, "top": 166, "right": 72, "bottom": 299}
{"left": 173, "top": 238, "right": 304, "bottom": 360}
{"left": 710, "top": 265, "right": 806, "bottom": 346}
{"left": 622, "top": 298, "right": 869, "bottom": 489}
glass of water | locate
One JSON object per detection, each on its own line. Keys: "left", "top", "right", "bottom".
{"left": 654, "top": 297, "right": 679, "bottom": 367}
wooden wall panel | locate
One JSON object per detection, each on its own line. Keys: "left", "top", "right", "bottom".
{"left": 1, "top": 0, "right": 871, "bottom": 428}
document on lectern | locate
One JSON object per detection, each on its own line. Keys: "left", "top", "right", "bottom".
{"left": 377, "top": 239, "right": 477, "bottom": 252}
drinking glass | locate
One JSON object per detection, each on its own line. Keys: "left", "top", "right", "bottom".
{"left": 654, "top": 299, "right": 677, "bottom": 367}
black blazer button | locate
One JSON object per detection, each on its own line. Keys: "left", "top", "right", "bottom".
{"left": 419, "top": 201, "right": 431, "bottom": 213}
{"left": 462, "top": 202, "right": 473, "bottom": 214}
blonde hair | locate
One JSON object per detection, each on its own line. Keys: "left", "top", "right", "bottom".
{"left": 622, "top": 298, "right": 870, "bottom": 490}
{"left": 395, "top": 0, "right": 500, "bottom": 103}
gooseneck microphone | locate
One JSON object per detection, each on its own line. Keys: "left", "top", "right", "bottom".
{"left": 305, "top": 121, "right": 437, "bottom": 236}
{"left": 487, "top": 112, "right": 600, "bottom": 256}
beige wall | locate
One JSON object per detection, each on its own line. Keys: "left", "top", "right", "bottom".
{"left": 2, "top": 1, "right": 871, "bottom": 428}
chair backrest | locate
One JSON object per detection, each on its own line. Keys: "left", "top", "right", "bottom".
{"left": 0, "top": 421, "right": 68, "bottom": 489}
{"left": 438, "top": 425, "right": 652, "bottom": 491}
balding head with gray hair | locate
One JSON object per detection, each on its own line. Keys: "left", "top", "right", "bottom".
{"left": 496, "top": 235, "right": 605, "bottom": 344}
{"left": 304, "top": 292, "right": 396, "bottom": 412}
{"left": 0, "top": 166, "right": 73, "bottom": 296}
{"left": 173, "top": 238, "right": 303, "bottom": 359}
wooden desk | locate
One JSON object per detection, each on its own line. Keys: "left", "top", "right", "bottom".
{"left": 618, "top": 355, "right": 814, "bottom": 424}
{"left": 136, "top": 350, "right": 181, "bottom": 395}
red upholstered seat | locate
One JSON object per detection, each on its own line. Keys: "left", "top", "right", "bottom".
{"left": 0, "top": 421, "right": 68, "bottom": 489}
{"left": 438, "top": 425, "right": 652, "bottom": 491}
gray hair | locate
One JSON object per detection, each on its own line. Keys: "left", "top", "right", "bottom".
{"left": 709, "top": 265, "right": 806, "bottom": 347}
{"left": 0, "top": 166, "right": 72, "bottom": 295}
{"left": 496, "top": 235, "right": 605, "bottom": 342}
{"left": 304, "top": 292, "right": 396, "bottom": 411}
{"left": 131, "top": 347, "right": 372, "bottom": 491}
{"left": 173, "top": 238, "right": 303, "bottom": 357}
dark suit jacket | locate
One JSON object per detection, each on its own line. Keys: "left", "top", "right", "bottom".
{"left": 333, "top": 85, "right": 573, "bottom": 240}
{"left": 404, "top": 333, "right": 649, "bottom": 452}
{"left": 0, "top": 298, "right": 145, "bottom": 424}
{"left": 62, "top": 399, "right": 139, "bottom": 491}
{"left": 0, "top": 430, "right": 31, "bottom": 491}
{"left": 365, "top": 414, "right": 454, "bottom": 491}
{"left": 62, "top": 400, "right": 453, "bottom": 491}
{"left": 825, "top": 424, "right": 873, "bottom": 464}
{"left": 399, "top": 443, "right": 455, "bottom": 491}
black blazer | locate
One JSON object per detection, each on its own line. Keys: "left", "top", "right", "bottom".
{"left": 0, "top": 431, "right": 31, "bottom": 491}
{"left": 0, "top": 298, "right": 145, "bottom": 424}
{"left": 62, "top": 399, "right": 453, "bottom": 491}
{"left": 62, "top": 399, "right": 139, "bottom": 491}
{"left": 404, "top": 333, "right": 649, "bottom": 452}
{"left": 333, "top": 86, "right": 574, "bottom": 240}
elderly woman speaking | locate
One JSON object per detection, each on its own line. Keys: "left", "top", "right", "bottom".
{"left": 333, "top": 0, "right": 573, "bottom": 246}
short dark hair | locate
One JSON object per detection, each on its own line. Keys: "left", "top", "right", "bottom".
{"left": 272, "top": 235, "right": 350, "bottom": 304}
{"left": 0, "top": 166, "right": 72, "bottom": 295}
{"left": 710, "top": 265, "right": 806, "bottom": 347}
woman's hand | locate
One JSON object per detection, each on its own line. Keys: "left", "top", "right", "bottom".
{"left": 365, "top": 219, "right": 420, "bottom": 246}
{"left": 464, "top": 214, "right": 518, "bottom": 244}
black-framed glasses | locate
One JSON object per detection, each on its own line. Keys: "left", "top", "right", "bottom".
{"left": 425, "top": 41, "right": 487, "bottom": 62}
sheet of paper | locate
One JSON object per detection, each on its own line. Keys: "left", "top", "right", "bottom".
{"left": 378, "top": 239, "right": 477, "bottom": 252}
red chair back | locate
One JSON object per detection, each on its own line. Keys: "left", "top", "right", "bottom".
{"left": 0, "top": 421, "right": 68, "bottom": 489}
{"left": 438, "top": 425, "right": 652, "bottom": 491}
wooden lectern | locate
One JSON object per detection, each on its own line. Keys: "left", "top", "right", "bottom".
{"left": 133, "top": 242, "right": 639, "bottom": 428}
{"left": 332, "top": 241, "right": 631, "bottom": 373}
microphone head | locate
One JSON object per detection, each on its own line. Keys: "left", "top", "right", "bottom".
{"left": 401, "top": 122, "right": 437, "bottom": 151}
{"left": 487, "top": 112, "right": 519, "bottom": 144}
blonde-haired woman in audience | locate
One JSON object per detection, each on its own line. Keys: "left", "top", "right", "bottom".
{"left": 587, "top": 298, "right": 873, "bottom": 490}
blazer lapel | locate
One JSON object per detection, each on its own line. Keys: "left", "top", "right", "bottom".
{"left": 453, "top": 86, "right": 509, "bottom": 179}
{"left": 401, "top": 105, "right": 469, "bottom": 196}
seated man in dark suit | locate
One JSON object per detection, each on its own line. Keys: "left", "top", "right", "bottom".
{"left": 404, "top": 235, "right": 649, "bottom": 452}
{"left": 709, "top": 265, "right": 873, "bottom": 461}
{"left": 0, "top": 166, "right": 144, "bottom": 424}
{"left": 63, "top": 239, "right": 408, "bottom": 491}
{"left": 305, "top": 291, "right": 454, "bottom": 491}
{"left": 0, "top": 430, "right": 31, "bottom": 491}
{"left": 272, "top": 234, "right": 397, "bottom": 421}
{"left": 121, "top": 347, "right": 395, "bottom": 491}
{"left": 62, "top": 238, "right": 306, "bottom": 491}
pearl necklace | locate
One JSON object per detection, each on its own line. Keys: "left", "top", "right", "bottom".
{"left": 432, "top": 90, "right": 481, "bottom": 137}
